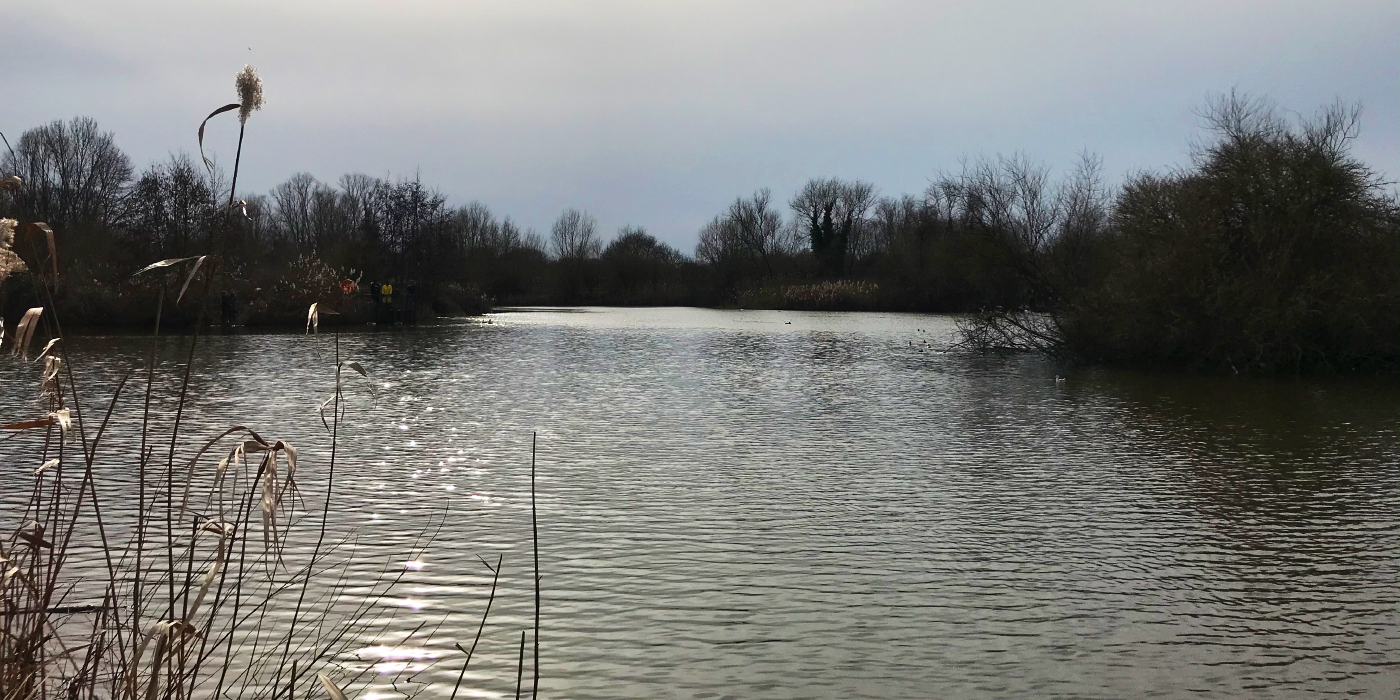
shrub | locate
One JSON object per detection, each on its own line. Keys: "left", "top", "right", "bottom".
{"left": 961, "top": 95, "right": 1400, "bottom": 373}
{"left": 1060, "top": 96, "right": 1400, "bottom": 372}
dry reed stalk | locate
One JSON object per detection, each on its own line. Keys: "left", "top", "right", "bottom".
{"left": 1, "top": 75, "right": 532, "bottom": 700}
{"left": 0, "top": 287, "right": 500, "bottom": 700}
{"left": 531, "top": 433, "right": 540, "bottom": 699}
{"left": 449, "top": 554, "right": 501, "bottom": 700}
{"left": 514, "top": 631, "right": 527, "bottom": 700}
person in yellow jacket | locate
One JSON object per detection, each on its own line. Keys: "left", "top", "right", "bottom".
{"left": 379, "top": 283, "right": 394, "bottom": 324}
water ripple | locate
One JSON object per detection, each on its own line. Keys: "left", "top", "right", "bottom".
{"left": 1, "top": 308, "right": 1398, "bottom": 698}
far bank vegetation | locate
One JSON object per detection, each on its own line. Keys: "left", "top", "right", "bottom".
{"left": 3, "top": 93, "right": 1398, "bottom": 372}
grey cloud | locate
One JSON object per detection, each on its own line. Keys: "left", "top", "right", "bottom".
{"left": 6, "top": 0, "right": 1398, "bottom": 249}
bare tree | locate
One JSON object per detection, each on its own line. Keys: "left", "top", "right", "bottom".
{"left": 696, "top": 190, "right": 783, "bottom": 276}
{"left": 123, "top": 153, "right": 217, "bottom": 255}
{"left": 790, "top": 178, "right": 876, "bottom": 276}
{"left": 550, "top": 208, "right": 601, "bottom": 260}
{"left": 238, "top": 194, "right": 274, "bottom": 249}
{"left": 271, "top": 172, "right": 321, "bottom": 250}
{"left": 309, "top": 183, "right": 342, "bottom": 251}
{"left": 938, "top": 153, "right": 1110, "bottom": 308}
{"left": 498, "top": 218, "right": 524, "bottom": 251}
{"left": 517, "top": 224, "right": 546, "bottom": 253}
{"left": 337, "top": 172, "right": 381, "bottom": 241}
{"left": 728, "top": 189, "right": 783, "bottom": 276}
{"left": 452, "top": 201, "right": 502, "bottom": 252}
{"left": 696, "top": 215, "right": 737, "bottom": 266}
{"left": 2, "top": 116, "right": 132, "bottom": 229}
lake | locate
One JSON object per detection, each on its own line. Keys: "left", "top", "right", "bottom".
{"left": 2, "top": 307, "right": 1398, "bottom": 698}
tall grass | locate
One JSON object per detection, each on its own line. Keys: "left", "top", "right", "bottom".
{"left": 0, "top": 238, "right": 448, "bottom": 700}
{"left": 1, "top": 70, "right": 542, "bottom": 700}
{"left": 736, "top": 280, "right": 881, "bottom": 311}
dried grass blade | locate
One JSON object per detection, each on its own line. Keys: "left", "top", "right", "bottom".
{"left": 176, "top": 255, "right": 207, "bottom": 303}
{"left": 33, "top": 337, "right": 60, "bottom": 363}
{"left": 261, "top": 452, "right": 280, "bottom": 559}
{"left": 178, "top": 425, "right": 263, "bottom": 518}
{"left": 34, "top": 459, "right": 58, "bottom": 476}
{"left": 282, "top": 441, "right": 298, "bottom": 475}
{"left": 40, "top": 355, "right": 61, "bottom": 398}
{"left": 317, "top": 672, "right": 346, "bottom": 700}
{"left": 343, "top": 361, "right": 376, "bottom": 397}
{"left": 198, "top": 103, "right": 241, "bottom": 176}
{"left": 307, "top": 303, "right": 319, "bottom": 335}
{"left": 272, "top": 440, "right": 300, "bottom": 507}
{"left": 132, "top": 257, "right": 198, "bottom": 276}
{"left": 186, "top": 533, "right": 227, "bottom": 620}
{"left": 12, "top": 307, "right": 42, "bottom": 359}
{"left": 199, "top": 520, "right": 234, "bottom": 537}
{"left": 26, "top": 222, "right": 56, "bottom": 279}
{"left": 184, "top": 426, "right": 265, "bottom": 468}
{"left": 51, "top": 407, "right": 72, "bottom": 432}
{"left": 0, "top": 175, "right": 20, "bottom": 190}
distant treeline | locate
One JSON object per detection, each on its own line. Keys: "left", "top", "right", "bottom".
{"left": 3, "top": 94, "right": 1398, "bottom": 372}
{"left": 0, "top": 116, "right": 1032, "bottom": 327}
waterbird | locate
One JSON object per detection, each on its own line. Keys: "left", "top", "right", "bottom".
{"left": 1055, "top": 375, "right": 1066, "bottom": 383}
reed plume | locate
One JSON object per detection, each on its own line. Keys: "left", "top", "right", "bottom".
{"left": 235, "top": 65, "right": 264, "bottom": 126}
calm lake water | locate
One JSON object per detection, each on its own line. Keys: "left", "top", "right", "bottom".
{"left": 2, "top": 307, "right": 1399, "bottom": 698}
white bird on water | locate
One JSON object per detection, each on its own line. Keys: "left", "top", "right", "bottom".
{"left": 1055, "top": 375, "right": 1066, "bottom": 383}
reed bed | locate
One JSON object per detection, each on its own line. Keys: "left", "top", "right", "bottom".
{"left": 0, "top": 69, "right": 541, "bottom": 700}
{"left": 737, "top": 280, "right": 881, "bottom": 311}
{"left": 0, "top": 291, "right": 485, "bottom": 700}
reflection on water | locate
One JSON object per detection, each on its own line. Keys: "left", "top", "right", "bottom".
{"left": 2, "top": 307, "right": 1398, "bottom": 698}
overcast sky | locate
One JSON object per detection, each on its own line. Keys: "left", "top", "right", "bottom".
{"left": 7, "top": 0, "right": 1398, "bottom": 251}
